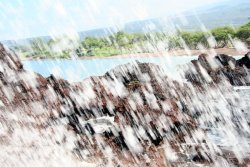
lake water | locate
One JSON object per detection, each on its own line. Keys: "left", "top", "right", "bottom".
{"left": 22, "top": 56, "right": 243, "bottom": 82}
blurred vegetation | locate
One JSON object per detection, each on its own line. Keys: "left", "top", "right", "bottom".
{"left": 14, "top": 22, "right": 250, "bottom": 59}
{"left": 237, "top": 22, "right": 250, "bottom": 43}
{"left": 211, "top": 27, "right": 235, "bottom": 48}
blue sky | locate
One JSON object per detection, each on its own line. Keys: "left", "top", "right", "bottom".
{"left": 0, "top": 0, "right": 224, "bottom": 40}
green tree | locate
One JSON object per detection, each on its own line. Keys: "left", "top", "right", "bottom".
{"left": 180, "top": 31, "right": 205, "bottom": 49}
{"left": 81, "top": 37, "right": 105, "bottom": 49}
{"left": 75, "top": 47, "right": 86, "bottom": 57}
{"left": 236, "top": 22, "right": 250, "bottom": 42}
{"left": 166, "top": 35, "right": 181, "bottom": 50}
{"left": 131, "top": 32, "right": 146, "bottom": 43}
{"left": 211, "top": 26, "right": 235, "bottom": 48}
{"left": 114, "top": 31, "right": 132, "bottom": 48}
{"left": 47, "top": 39, "right": 59, "bottom": 49}
{"left": 30, "top": 38, "right": 50, "bottom": 58}
{"left": 30, "top": 38, "right": 47, "bottom": 53}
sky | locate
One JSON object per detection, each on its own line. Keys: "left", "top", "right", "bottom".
{"left": 0, "top": 0, "right": 225, "bottom": 41}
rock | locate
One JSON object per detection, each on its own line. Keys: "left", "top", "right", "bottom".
{"left": 0, "top": 43, "right": 249, "bottom": 166}
{"left": 215, "top": 54, "right": 236, "bottom": 66}
{"left": 184, "top": 53, "right": 250, "bottom": 86}
{"left": 237, "top": 52, "right": 250, "bottom": 69}
{"left": 0, "top": 43, "right": 23, "bottom": 71}
{"left": 0, "top": 43, "right": 204, "bottom": 165}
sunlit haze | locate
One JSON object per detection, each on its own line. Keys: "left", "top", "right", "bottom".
{"left": 0, "top": 0, "right": 225, "bottom": 40}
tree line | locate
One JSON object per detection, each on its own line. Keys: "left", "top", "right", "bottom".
{"left": 15, "top": 22, "right": 250, "bottom": 59}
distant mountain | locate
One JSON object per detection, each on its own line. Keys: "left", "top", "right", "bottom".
{"left": 123, "top": 0, "right": 250, "bottom": 32}
{"left": 1, "top": 36, "right": 52, "bottom": 49}
{"left": 2, "top": 0, "right": 250, "bottom": 48}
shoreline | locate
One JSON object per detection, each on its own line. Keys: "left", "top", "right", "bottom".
{"left": 21, "top": 48, "right": 249, "bottom": 61}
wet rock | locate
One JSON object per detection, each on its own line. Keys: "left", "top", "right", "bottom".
{"left": 216, "top": 54, "right": 236, "bottom": 66}
{"left": 237, "top": 52, "right": 250, "bottom": 69}
{"left": 184, "top": 53, "right": 250, "bottom": 86}
{"left": 0, "top": 43, "right": 249, "bottom": 166}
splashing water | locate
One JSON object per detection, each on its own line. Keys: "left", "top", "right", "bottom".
{"left": 0, "top": 0, "right": 250, "bottom": 166}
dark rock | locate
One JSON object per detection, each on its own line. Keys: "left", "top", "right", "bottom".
{"left": 237, "top": 52, "right": 250, "bottom": 69}
{"left": 185, "top": 53, "right": 250, "bottom": 86}
{"left": 215, "top": 54, "right": 236, "bottom": 66}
